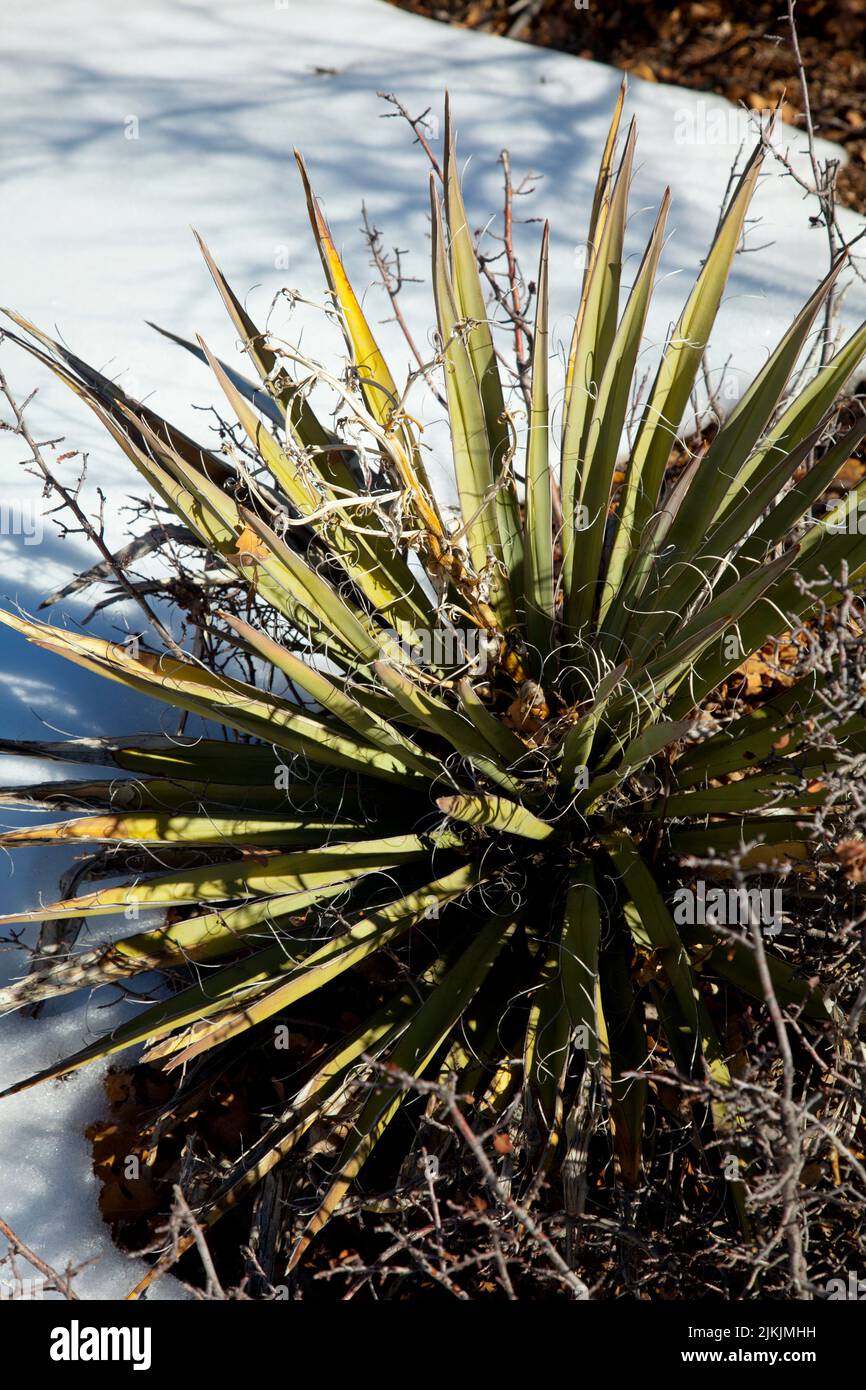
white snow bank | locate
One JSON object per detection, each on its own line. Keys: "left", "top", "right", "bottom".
{"left": 1, "top": 0, "right": 865, "bottom": 1299}
{"left": 2, "top": 0, "right": 865, "bottom": 537}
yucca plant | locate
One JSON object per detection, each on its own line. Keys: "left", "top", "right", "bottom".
{"left": 1, "top": 93, "right": 865, "bottom": 1293}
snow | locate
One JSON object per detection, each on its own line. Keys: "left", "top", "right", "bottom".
{"left": 1, "top": 0, "right": 865, "bottom": 1299}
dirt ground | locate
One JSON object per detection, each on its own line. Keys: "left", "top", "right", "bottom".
{"left": 388, "top": 0, "right": 866, "bottom": 213}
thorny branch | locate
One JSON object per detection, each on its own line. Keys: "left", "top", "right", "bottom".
{"left": 0, "top": 358, "right": 185, "bottom": 658}
{"left": 0, "top": 1213, "right": 80, "bottom": 1300}
{"left": 361, "top": 204, "right": 447, "bottom": 406}
{"left": 365, "top": 1060, "right": 589, "bottom": 1298}
{"left": 756, "top": 1, "right": 866, "bottom": 367}
{"left": 376, "top": 89, "right": 539, "bottom": 410}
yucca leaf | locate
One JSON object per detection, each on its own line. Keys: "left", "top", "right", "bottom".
{"left": 611, "top": 836, "right": 725, "bottom": 1058}
{"left": 652, "top": 768, "right": 828, "bottom": 818}
{"left": 560, "top": 122, "right": 636, "bottom": 609}
{"left": 648, "top": 258, "right": 849, "bottom": 580}
{"left": 0, "top": 314, "right": 237, "bottom": 490}
{"left": 605, "top": 144, "right": 764, "bottom": 607}
{"left": 219, "top": 611, "right": 439, "bottom": 778}
{"left": 597, "top": 934, "right": 647, "bottom": 1187}
{"left": 0, "top": 774, "right": 370, "bottom": 815}
{"left": 147, "top": 319, "right": 285, "bottom": 429}
{"left": 0, "top": 735, "right": 301, "bottom": 780}
{"left": 0, "top": 813, "right": 368, "bottom": 848}
{"left": 680, "top": 920, "right": 833, "bottom": 1022}
{"left": 288, "top": 905, "right": 518, "bottom": 1267}
{"left": 674, "top": 676, "right": 824, "bottom": 787}
{"left": 189, "top": 231, "right": 347, "bottom": 467}
{"left": 444, "top": 98, "right": 524, "bottom": 593}
{"left": 524, "top": 224, "right": 554, "bottom": 660}
{"left": 524, "top": 863, "right": 600, "bottom": 1150}
{"left": 620, "top": 416, "right": 865, "bottom": 668}
{"left": 669, "top": 483, "right": 866, "bottom": 714}
{"left": 559, "top": 660, "right": 630, "bottom": 790}
{"left": 613, "top": 546, "right": 800, "bottom": 721}
{"left": 0, "top": 866, "right": 480, "bottom": 1099}
{"left": 294, "top": 152, "right": 442, "bottom": 525}
{"left": 371, "top": 657, "right": 523, "bottom": 796}
{"left": 597, "top": 450, "right": 701, "bottom": 662}
{"left": 456, "top": 677, "right": 531, "bottom": 768}
{"left": 720, "top": 416, "right": 866, "bottom": 584}
{"left": 0, "top": 940, "right": 320, "bottom": 1096}
{"left": 126, "top": 965, "right": 445, "bottom": 1298}
{"left": 227, "top": 507, "right": 386, "bottom": 669}
{"left": 183, "top": 238, "right": 445, "bottom": 620}
{"left": 716, "top": 314, "right": 866, "bottom": 519}
{"left": 0, "top": 866, "right": 393, "bottom": 1011}
{"left": 571, "top": 191, "right": 671, "bottom": 634}
{"left": 197, "top": 336, "right": 435, "bottom": 643}
{"left": 611, "top": 835, "right": 745, "bottom": 1218}
{"left": 0, "top": 610, "right": 421, "bottom": 785}
{"left": 621, "top": 418, "right": 827, "bottom": 668}
{"left": 294, "top": 153, "right": 404, "bottom": 428}
{"left": 582, "top": 78, "right": 627, "bottom": 299}
{"left": 430, "top": 180, "right": 514, "bottom": 627}
{"left": 87, "top": 397, "right": 365, "bottom": 656}
{"left": 436, "top": 791, "right": 554, "bottom": 840}
{"left": 666, "top": 816, "right": 817, "bottom": 866}
{"left": 0, "top": 831, "right": 441, "bottom": 926}
{"left": 577, "top": 718, "right": 693, "bottom": 808}
{"left": 147, "top": 863, "right": 486, "bottom": 1068}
